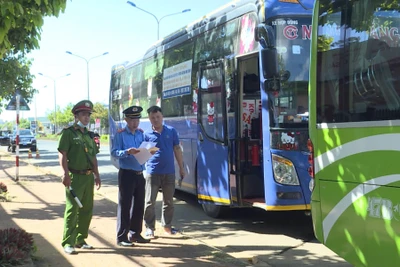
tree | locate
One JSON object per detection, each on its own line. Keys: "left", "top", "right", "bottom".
{"left": 91, "top": 102, "right": 109, "bottom": 130}
{"left": 0, "top": 55, "right": 36, "bottom": 109}
{"left": 47, "top": 103, "right": 74, "bottom": 129}
{"left": 19, "top": 118, "right": 30, "bottom": 129}
{"left": 0, "top": 1, "right": 67, "bottom": 57}
{"left": 0, "top": 118, "right": 29, "bottom": 131}
{"left": 0, "top": 1, "right": 67, "bottom": 111}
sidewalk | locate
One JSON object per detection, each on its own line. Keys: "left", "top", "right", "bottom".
{"left": 0, "top": 152, "right": 249, "bottom": 267}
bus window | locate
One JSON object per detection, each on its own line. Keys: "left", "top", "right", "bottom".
{"left": 141, "top": 53, "right": 164, "bottom": 115}
{"left": 161, "top": 41, "right": 194, "bottom": 117}
{"left": 199, "top": 67, "right": 225, "bottom": 142}
{"left": 317, "top": 6, "right": 400, "bottom": 123}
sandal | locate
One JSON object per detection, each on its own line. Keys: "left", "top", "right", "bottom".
{"left": 164, "top": 227, "right": 180, "bottom": 235}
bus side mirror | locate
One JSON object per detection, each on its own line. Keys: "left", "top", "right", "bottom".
{"left": 255, "top": 24, "right": 275, "bottom": 48}
{"left": 261, "top": 48, "right": 280, "bottom": 92}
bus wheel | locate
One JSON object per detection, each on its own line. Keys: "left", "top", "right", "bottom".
{"left": 201, "top": 204, "right": 226, "bottom": 218}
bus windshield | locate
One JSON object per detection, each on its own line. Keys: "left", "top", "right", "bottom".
{"left": 269, "top": 16, "right": 311, "bottom": 128}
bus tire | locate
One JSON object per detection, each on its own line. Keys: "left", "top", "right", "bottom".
{"left": 201, "top": 203, "right": 226, "bottom": 218}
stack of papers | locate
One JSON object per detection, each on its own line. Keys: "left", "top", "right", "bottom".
{"left": 133, "top": 142, "right": 159, "bottom": 165}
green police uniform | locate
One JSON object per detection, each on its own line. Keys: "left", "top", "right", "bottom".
{"left": 58, "top": 100, "right": 99, "bottom": 248}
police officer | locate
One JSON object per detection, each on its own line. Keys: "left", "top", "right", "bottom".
{"left": 111, "top": 106, "right": 151, "bottom": 246}
{"left": 58, "top": 100, "right": 101, "bottom": 254}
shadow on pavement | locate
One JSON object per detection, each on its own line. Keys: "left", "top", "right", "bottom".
{"left": 174, "top": 190, "right": 315, "bottom": 241}
{"left": 0, "top": 204, "right": 72, "bottom": 267}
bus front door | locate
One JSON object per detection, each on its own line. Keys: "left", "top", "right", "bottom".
{"left": 197, "top": 61, "right": 230, "bottom": 218}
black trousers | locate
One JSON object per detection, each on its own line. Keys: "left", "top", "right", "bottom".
{"left": 116, "top": 169, "right": 145, "bottom": 242}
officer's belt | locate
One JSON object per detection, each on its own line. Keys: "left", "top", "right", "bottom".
{"left": 120, "top": 168, "right": 143, "bottom": 175}
{"left": 69, "top": 168, "right": 93, "bottom": 175}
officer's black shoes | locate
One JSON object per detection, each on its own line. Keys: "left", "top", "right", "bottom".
{"left": 129, "top": 234, "right": 151, "bottom": 243}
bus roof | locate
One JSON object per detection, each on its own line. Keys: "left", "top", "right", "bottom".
{"left": 111, "top": 58, "right": 142, "bottom": 75}
{"left": 142, "top": 0, "right": 314, "bottom": 60}
{"left": 111, "top": 0, "right": 315, "bottom": 72}
{"left": 143, "top": 0, "right": 260, "bottom": 59}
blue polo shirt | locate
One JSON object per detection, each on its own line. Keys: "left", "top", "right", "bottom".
{"left": 111, "top": 126, "right": 144, "bottom": 171}
{"left": 144, "top": 125, "right": 179, "bottom": 174}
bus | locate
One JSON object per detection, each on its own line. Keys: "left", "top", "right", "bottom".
{"left": 309, "top": 0, "right": 400, "bottom": 266}
{"left": 109, "top": 0, "right": 314, "bottom": 218}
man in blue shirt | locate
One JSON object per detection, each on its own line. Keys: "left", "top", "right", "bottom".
{"left": 111, "top": 106, "right": 151, "bottom": 246}
{"left": 143, "top": 106, "right": 185, "bottom": 238}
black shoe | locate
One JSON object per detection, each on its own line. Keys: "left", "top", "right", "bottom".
{"left": 129, "top": 234, "right": 150, "bottom": 243}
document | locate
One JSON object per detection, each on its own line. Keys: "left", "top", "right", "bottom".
{"left": 133, "top": 142, "right": 159, "bottom": 165}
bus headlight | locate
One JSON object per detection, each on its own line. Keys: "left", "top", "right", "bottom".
{"left": 272, "top": 154, "right": 299, "bottom": 185}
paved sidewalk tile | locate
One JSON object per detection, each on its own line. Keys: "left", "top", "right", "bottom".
{"left": 0, "top": 153, "right": 247, "bottom": 267}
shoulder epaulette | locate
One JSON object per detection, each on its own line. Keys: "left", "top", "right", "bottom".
{"left": 61, "top": 125, "right": 74, "bottom": 133}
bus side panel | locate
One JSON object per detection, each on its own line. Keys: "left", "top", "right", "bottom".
{"left": 319, "top": 180, "right": 367, "bottom": 266}
{"left": 174, "top": 138, "right": 196, "bottom": 195}
{"left": 166, "top": 118, "right": 197, "bottom": 195}
{"left": 363, "top": 184, "right": 400, "bottom": 267}
{"left": 311, "top": 199, "right": 322, "bottom": 243}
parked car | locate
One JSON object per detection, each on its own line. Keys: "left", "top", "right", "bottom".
{"left": 0, "top": 130, "right": 11, "bottom": 146}
{"left": 8, "top": 129, "right": 37, "bottom": 152}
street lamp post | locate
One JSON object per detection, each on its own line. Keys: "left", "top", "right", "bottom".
{"left": 65, "top": 51, "right": 109, "bottom": 100}
{"left": 34, "top": 85, "right": 47, "bottom": 134}
{"left": 38, "top": 73, "right": 71, "bottom": 134}
{"left": 126, "top": 1, "right": 190, "bottom": 40}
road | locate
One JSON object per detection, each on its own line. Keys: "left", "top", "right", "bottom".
{"left": 0, "top": 139, "right": 353, "bottom": 266}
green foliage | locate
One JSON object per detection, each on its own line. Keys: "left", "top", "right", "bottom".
{"left": 320, "top": 0, "right": 400, "bottom": 31}
{"left": 0, "top": 228, "right": 35, "bottom": 266}
{"left": 46, "top": 103, "right": 74, "bottom": 128}
{"left": 0, "top": 0, "right": 68, "bottom": 113}
{"left": 19, "top": 118, "right": 30, "bottom": 129}
{"left": 317, "top": 36, "right": 334, "bottom": 52}
{"left": 1, "top": 121, "right": 14, "bottom": 131}
{"left": 45, "top": 102, "right": 109, "bottom": 130}
{"left": 0, "top": 118, "right": 29, "bottom": 131}
{"left": 0, "top": 0, "right": 67, "bottom": 57}
{"left": 91, "top": 102, "right": 109, "bottom": 129}
{"left": 0, "top": 54, "right": 36, "bottom": 111}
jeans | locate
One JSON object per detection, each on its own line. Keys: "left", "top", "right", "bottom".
{"left": 144, "top": 173, "right": 175, "bottom": 230}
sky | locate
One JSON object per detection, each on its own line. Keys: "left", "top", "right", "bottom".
{"left": 2, "top": 0, "right": 232, "bottom": 122}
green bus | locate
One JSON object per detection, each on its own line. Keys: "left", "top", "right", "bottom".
{"left": 309, "top": 0, "right": 400, "bottom": 266}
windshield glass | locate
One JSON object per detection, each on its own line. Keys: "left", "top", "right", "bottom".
{"left": 14, "top": 130, "right": 33, "bottom": 136}
{"left": 268, "top": 16, "right": 312, "bottom": 128}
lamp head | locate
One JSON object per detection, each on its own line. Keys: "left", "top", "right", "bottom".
{"left": 38, "top": 73, "right": 43, "bottom": 76}
{"left": 127, "top": 1, "right": 136, "bottom": 7}
{"left": 103, "top": 52, "right": 109, "bottom": 56}
{"left": 66, "top": 51, "right": 72, "bottom": 55}
{"left": 182, "top": 9, "right": 191, "bottom": 13}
